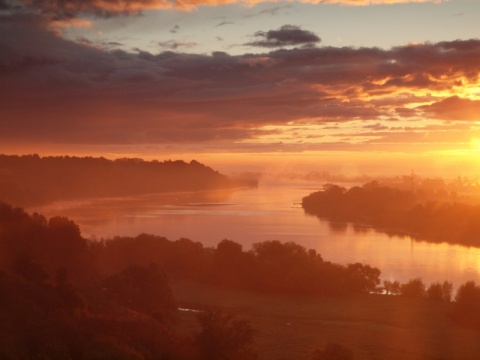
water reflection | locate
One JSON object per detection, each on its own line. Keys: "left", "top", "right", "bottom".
{"left": 31, "top": 189, "right": 235, "bottom": 228}
{"left": 328, "top": 222, "right": 348, "bottom": 233}
{"left": 28, "top": 185, "right": 480, "bottom": 288}
{"left": 352, "top": 223, "right": 371, "bottom": 234}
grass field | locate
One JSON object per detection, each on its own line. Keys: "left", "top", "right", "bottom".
{"left": 171, "top": 279, "right": 480, "bottom": 360}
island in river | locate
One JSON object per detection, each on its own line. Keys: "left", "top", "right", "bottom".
{"left": 302, "top": 181, "right": 480, "bottom": 247}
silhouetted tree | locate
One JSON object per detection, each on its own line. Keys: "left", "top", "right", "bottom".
{"left": 400, "top": 278, "right": 426, "bottom": 298}
{"left": 427, "top": 281, "right": 453, "bottom": 302}
{"left": 346, "top": 263, "right": 380, "bottom": 293}
{"left": 454, "top": 281, "right": 480, "bottom": 327}
{"left": 195, "top": 310, "right": 257, "bottom": 360}
{"left": 441, "top": 281, "right": 454, "bottom": 302}
{"left": 427, "top": 282, "right": 443, "bottom": 301}
{"left": 383, "top": 280, "right": 401, "bottom": 295}
{"left": 0, "top": 268, "right": 87, "bottom": 359}
{"left": 101, "top": 264, "right": 177, "bottom": 324}
{"left": 12, "top": 255, "right": 48, "bottom": 284}
{"left": 211, "top": 239, "right": 254, "bottom": 287}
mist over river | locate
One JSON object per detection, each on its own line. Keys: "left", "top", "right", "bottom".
{"left": 29, "top": 183, "right": 480, "bottom": 288}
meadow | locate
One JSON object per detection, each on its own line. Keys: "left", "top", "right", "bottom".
{"left": 173, "top": 279, "right": 480, "bottom": 360}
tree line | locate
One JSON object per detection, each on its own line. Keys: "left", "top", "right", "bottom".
{"left": 0, "top": 154, "right": 256, "bottom": 206}
{"left": 302, "top": 181, "right": 480, "bottom": 247}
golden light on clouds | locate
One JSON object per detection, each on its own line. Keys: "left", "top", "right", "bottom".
{"left": 458, "top": 82, "right": 480, "bottom": 101}
{"left": 20, "top": 0, "right": 445, "bottom": 16}
{"left": 49, "top": 19, "right": 93, "bottom": 29}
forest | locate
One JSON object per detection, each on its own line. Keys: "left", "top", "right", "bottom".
{"left": 0, "top": 154, "right": 256, "bottom": 206}
{"left": 302, "top": 181, "right": 480, "bottom": 247}
{"left": 1, "top": 201, "right": 480, "bottom": 359}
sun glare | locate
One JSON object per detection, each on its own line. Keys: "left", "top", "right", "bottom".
{"left": 469, "top": 138, "right": 480, "bottom": 152}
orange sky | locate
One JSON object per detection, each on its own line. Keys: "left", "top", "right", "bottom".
{"left": 1, "top": 0, "right": 480, "bottom": 177}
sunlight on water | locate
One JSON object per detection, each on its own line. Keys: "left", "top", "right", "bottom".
{"left": 30, "top": 184, "right": 480, "bottom": 287}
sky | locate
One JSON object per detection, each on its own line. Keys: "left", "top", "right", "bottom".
{"left": 1, "top": 0, "right": 480, "bottom": 176}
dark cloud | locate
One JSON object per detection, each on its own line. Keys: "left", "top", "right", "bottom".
{"left": 0, "top": 0, "right": 12, "bottom": 9}
{"left": 246, "top": 25, "right": 320, "bottom": 48}
{"left": 1, "top": 14, "right": 480, "bottom": 147}
{"left": 215, "top": 21, "right": 234, "bottom": 27}
{"left": 420, "top": 96, "right": 480, "bottom": 121}
{"left": 19, "top": 0, "right": 171, "bottom": 19}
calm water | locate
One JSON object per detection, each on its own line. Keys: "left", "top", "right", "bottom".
{"left": 30, "top": 184, "right": 480, "bottom": 288}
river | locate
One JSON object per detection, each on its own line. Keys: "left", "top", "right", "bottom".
{"left": 29, "top": 183, "right": 480, "bottom": 288}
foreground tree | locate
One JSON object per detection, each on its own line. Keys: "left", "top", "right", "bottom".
{"left": 346, "top": 263, "right": 381, "bottom": 293}
{"left": 195, "top": 310, "right": 257, "bottom": 360}
{"left": 454, "top": 281, "right": 480, "bottom": 327}
{"left": 383, "top": 280, "right": 401, "bottom": 295}
{"left": 101, "top": 264, "right": 177, "bottom": 323}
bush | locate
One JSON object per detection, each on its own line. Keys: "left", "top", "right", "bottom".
{"left": 427, "top": 281, "right": 453, "bottom": 302}
{"left": 400, "top": 278, "right": 426, "bottom": 298}
{"left": 454, "top": 281, "right": 480, "bottom": 327}
{"left": 195, "top": 310, "right": 257, "bottom": 360}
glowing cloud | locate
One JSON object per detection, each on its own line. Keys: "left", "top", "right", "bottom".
{"left": 19, "top": 0, "right": 444, "bottom": 17}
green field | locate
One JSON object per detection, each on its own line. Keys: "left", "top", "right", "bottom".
{"left": 172, "top": 279, "right": 480, "bottom": 360}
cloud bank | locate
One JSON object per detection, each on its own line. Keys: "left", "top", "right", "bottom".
{"left": 0, "top": 10, "right": 478, "bottom": 151}
{"left": 15, "top": 0, "right": 445, "bottom": 17}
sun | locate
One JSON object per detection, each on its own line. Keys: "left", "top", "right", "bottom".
{"left": 470, "top": 138, "right": 480, "bottom": 153}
